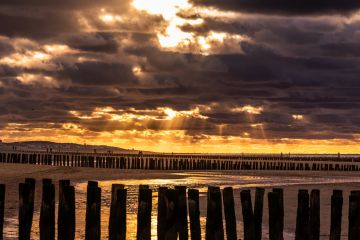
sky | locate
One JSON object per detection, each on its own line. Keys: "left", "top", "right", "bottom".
{"left": 1, "top": 0, "right": 360, "bottom": 153}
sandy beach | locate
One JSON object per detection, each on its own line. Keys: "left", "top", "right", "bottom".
{"left": 1, "top": 163, "right": 360, "bottom": 239}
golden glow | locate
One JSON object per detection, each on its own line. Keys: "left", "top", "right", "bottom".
{"left": 16, "top": 73, "right": 60, "bottom": 88}
{"left": 2, "top": 122, "right": 360, "bottom": 154}
{"left": 231, "top": 105, "right": 263, "bottom": 114}
{"left": 131, "top": 0, "right": 245, "bottom": 53}
{"left": 0, "top": 43, "right": 74, "bottom": 70}
{"left": 292, "top": 114, "right": 304, "bottom": 120}
{"left": 132, "top": 66, "right": 142, "bottom": 75}
{"left": 69, "top": 106, "right": 208, "bottom": 122}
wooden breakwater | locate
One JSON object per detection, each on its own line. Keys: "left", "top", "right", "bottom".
{"left": 1, "top": 151, "right": 360, "bottom": 172}
{"left": 0, "top": 179, "right": 359, "bottom": 239}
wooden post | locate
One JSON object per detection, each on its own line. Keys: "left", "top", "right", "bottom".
{"left": 309, "top": 189, "right": 320, "bottom": 240}
{"left": 222, "top": 187, "right": 237, "bottom": 240}
{"left": 58, "top": 185, "right": 75, "bottom": 240}
{"left": 268, "top": 191, "right": 283, "bottom": 240}
{"left": 295, "top": 189, "right": 310, "bottom": 240}
{"left": 175, "top": 186, "right": 188, "bottom": 240}
{"left": 0, "top": 184, "right": 5, "bottom": 240}
{"left": 329, "top": 190, "right": 343, "bottom": 240}
{"left": 137, "top": 185, "right": 152, "bottom": 240}
{"left": 157, "top": 187, "right": 168, "bottom": 240}
{"left": 164, "top": 189, "right": 178, "bottom": 240}
{"left": 206, "top": 186, "right": 224, "bottom": 240}
{"left": 58, "top": 180, "right": 70, "bottom": 240}
{"left": 19, "top": 182, "right": 32, "bottom": 240}
{"left": 109, "top": 184, "right": 125, "bottom": 240}
{"left": 254, "top": 188, "right": 264, "bottom": 240}
{"left": 240, "top": 189, "right": 255, "bottom": 240}
{"left": 85, "top": 181, "right": 101, "bottom": 240}
{"left": 272, "top": 188, "right": 284, "bottom": 239}
{"left": 188, "top": 189, "right": 201, "bottom": 240}
{"left": 349, "top": 191, "right": 360, "bottom": 240}
{"left": 40, "top": 182, "right": 55, "bottom": 240}
{"left": 109, "top": 186, "right": 127, "bottom": 240}
{"left": 25, "top": 178, "right": 36, "bottom": 227}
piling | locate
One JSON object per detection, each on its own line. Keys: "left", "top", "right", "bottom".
{"left": 330, "top": 190, "right": 343, "bottom": 240}
{"left": 272, "top": 188, "right": 284, "bottom": 240}
{"left": 309, "top": 189, "right": 320, "bottom": 240}
{"left": 241, "top": 189, "right": 255, "bottom": 240}
{"left": 295, "top": 189, "right": 310, "bottom": 240}
{"left": 157, "top": 187, "right": 168, "bottom": 240}
{"left": 175, "top": 186, "right": 188, "bottom": 240}
{"left": 0, "top": 185, "right": 4, "bottom": 240}
{"left": 109, "top": 184, "right": 126, "bottom": 240}
{"left": 58, "top": 180, "right": 70, "bottom": 240}
{"left": 254, "top": 188, "right": 265, "bottom": 240}
{"left": 349, "top": 191, "right": 360, "bottom": 240}
{"left": 19, "top": 182, "right": 32, "bottom": 240}
{"left": 268, "top": 191, "right": 283, "bottom": 240}
{"left": 188, "top": 189, "right": 201, "bottom": 240}
{"left": 58, "top": 185, "right": 75, "bottom": 240}
{"left": 136, "top": 185, "right": 152, "bottom": 240}
{"left": 206, "top": 186, "right": 224, "bottom": 240}
{"left": 40, "top": 181, "right": 55, "bottom": 240}
{"left": 222, "top": 187, "right": 237, "bottom": 240}
{"left": 164, "top": 189, "right": 178, "bottom": 240}
{"left": 85, "top": 181, "right": 101, "bottom": 240}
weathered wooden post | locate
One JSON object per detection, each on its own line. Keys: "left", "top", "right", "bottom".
{"left": 19, "top": 182, "right": 32, "bottom": 240}
{"left": 254, "top": 188, "right": 265, "bottom": 240}
{"left": 157, "top": 187, "right": 168, "bottom": 240}
{"left": 329, "top": 190, "right": 343, "bottom": 240}
{"left": 175, "top": 186, "right": 188, "bottom": 240}
{"left": 164, "top": 189, "right": 178, "bottom": 240}
{"left": 137, "top": 185, "right": 152, "bottom": 240}
{"left": 58, "top": 180, "right": 70, "bottom": 240}
{"left": 268, "top": 191, "right": 283, "bottom": 240}
{"left": 40, "top": 181, "right": 55, "bottom": 240}
{"left": 222, "top": 187, "right": 237, "bottom": 240}
{"left": 109, "top": 184, "right": 125, "bottom": 240}
{"left": 309, "top": 189, "right": 320, "bottom": 240}
{"left": 241, "top": 189, "right": 255, "bottom": 240}
{"left": 0, "top": 184, "right": 5, "bottom": 240}
{"left": 25, "top": 178, "right": 36, "bottom": 226}
{"left": 188, "top": 189, "right": 201, "bottom": 240}
{"left": 58, "top": 183, "right": 75, "bottom": 240}
{"left": 295, "top": 189, "right": 310, "bottom": 240}
{"left": 109, "top": 185, "right": 127, "bottom": 240}
{"left": 206, "top": 186, "right": 224, "bottom": 240}
{"left": 85, "top": 181, "right": 101, "bottom": 240}
{"left": 272, "top": 188, "right": 284, "bottom": 240}
{"left": 349, "top": 191, "right": 360, "bottom": 240}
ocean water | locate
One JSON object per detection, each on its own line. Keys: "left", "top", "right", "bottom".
{"left": 4, "top": 171, "right": 360, "bottom": 239}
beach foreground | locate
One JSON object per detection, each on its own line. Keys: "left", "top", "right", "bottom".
{"left": 1, "top": 163, "right": 360, "bottom": 239}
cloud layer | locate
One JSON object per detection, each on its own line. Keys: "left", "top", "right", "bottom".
{"left": 0, "top": 0, "right": 360, "bottom": 152}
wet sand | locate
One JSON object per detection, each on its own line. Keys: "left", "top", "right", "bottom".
{"left": 1, "top": 163, "right": 360, "bottom": 239}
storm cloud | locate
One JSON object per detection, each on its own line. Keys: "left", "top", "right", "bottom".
{"left": 0, "top": 0, "right": 359, "bottom": 152}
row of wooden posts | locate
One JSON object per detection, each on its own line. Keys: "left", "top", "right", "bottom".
{"left": 0, "top": 179, "right": 359, "bottom": 239}
{"left": 1, "top": 152, "right": 360, "bottom": 172}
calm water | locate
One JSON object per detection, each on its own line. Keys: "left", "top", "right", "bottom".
{"left": 4, "top": 171, "right": 360, "bottom": 239}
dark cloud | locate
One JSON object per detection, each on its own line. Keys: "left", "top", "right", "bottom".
{"left": 61, "top": 61, "right": 137, "bottom": 86}
{"left": 66, "top": 33, "right": 119, "bottom": 53}
{"left": 0, "top": 0, "right": 360, "bottom": 145}
{"left": 0, "top": 12, "right": 79, "bottom": 39}
{"left": 190, "top": 0, "right": 360, "bottom": 15}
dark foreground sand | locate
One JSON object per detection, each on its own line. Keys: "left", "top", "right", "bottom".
{"left": 0, "top": 163, "right": 359, "bottom": 239}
